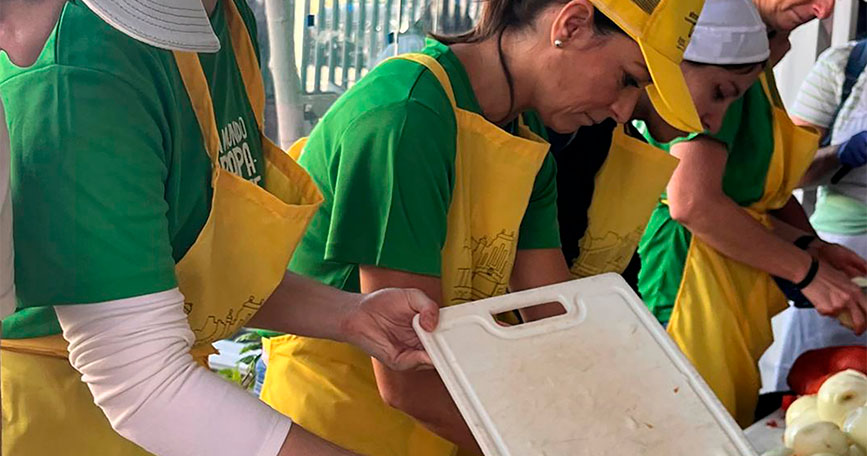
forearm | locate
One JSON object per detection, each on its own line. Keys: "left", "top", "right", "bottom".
{"left": 248, "top": 271, "right": 358, "bottom": 343}
{"left": 372, "top": 362, "right": 482, "bottom": 454}
{"left": 359, "top": 266, "right": 481, "bottom": 454}
{"left": 769, "top": 196, "right": 816, "bottom": 235}
{"left": 669, "top": 138, "right": 812, "bottom": 283}
{"left": 510, "top": 248, "right": 573, "bottom": 321}
{"left": 56, "top": 289, "right": 294, "bottom": 456}
{"left": 279, "top": 427, "right": 357, "bottom": 456}
{"left": 677, "top": 195, "right": 811, "bottom": 283}
{"left": 770, "top": 215, "right": 813, "bottom": 244}
{"left": 799, "top": 145, "right": 841, "bottom": 188}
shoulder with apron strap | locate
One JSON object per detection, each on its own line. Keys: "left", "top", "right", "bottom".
{"left": 387, "top": 53, "right": 457, "bottom": 108}
{"left": 761, "top": 69, "right": 786, "bottom": 110}
{"left": 288, "top": 53, "right": 457, "bottom": 162}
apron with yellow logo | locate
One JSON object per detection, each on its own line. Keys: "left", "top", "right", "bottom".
{"left": 260, "top": 53, "right": 550, "bottom": 456}
{"left": 570, "top": 127, "right": 678, "bottom": 277}
{"left": 666, "top": 72, "right": 818, "bottom": 427}
{"left": 1, "top": 1, "right": 322, "bottom": 454}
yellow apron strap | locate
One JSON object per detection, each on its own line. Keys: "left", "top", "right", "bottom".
{"left": 172, "top": 0, "right": 267, "bottom": 169}
{"left": 760, "top": 70, "right": 785, "bottom": 109}
{"left": 0, "top": 334, "right": 215, "bottom": 366}
{"left": 0, "top": 335, "right": 69, "bottom": 358}
{"left": 223, "top": 0, "right": 266, "bottom": 129}
{"left": 389, "top": 53, "right": 457, "bottom": 108}
{"left": 174, "top": 50, "right": 222, "bottom": 169}
{"left": 287, "top": 137, "right": 308, "bottom": 161}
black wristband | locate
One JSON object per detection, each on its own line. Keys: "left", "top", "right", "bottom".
{"left": 794, "top": 258, "right": 820, "bottom": 290}
{"left": 794, "top": 235, "right": 818, "bottom": 250}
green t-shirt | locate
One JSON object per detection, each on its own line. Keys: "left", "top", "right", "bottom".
{"left": 0, "top": 0, "right": 263, "bottom": 339}
{"left": 634, "top": 79, "right": 775, "bottom": 322}
{"left": 290, "top": 39, "right": 560, "bottom": 292}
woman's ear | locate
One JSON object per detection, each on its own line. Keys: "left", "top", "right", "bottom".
{"left": 550, "top": 0, "right": 599, "bottom": 49}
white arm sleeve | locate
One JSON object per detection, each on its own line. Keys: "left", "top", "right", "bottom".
{"left": 55, "top": 288, "right": 292, "bottom": 456}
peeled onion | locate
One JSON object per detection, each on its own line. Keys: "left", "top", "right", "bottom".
{"left": 788, "top": 395, "right": 820, "bottom": 426}
{"left": 843, "top": 407, "right": 867, "bottom": 449}
{"left": 786, "top": 409, "right": 824, "bottom": 448}
{"left": 791, "top": 421, "right": 850, "bottom": 456}
{"left": 817, "top": 370, "right": 867, "bottom": 427}
{"left": 849, "top": 444, "right": 867, "bottom": 456}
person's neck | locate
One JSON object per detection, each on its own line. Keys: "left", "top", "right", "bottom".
{"left": 0, "top": 0, "right": 66, "bottom": 67}
{"left": 767, "top": 30, "right": 792, "bottom": 68}
{"left": 449, "top": 32, "right": 535, "bottom": 126}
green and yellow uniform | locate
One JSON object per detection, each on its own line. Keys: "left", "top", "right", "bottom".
{"left": 0, "top": 0, "right": 263, "bottom": 339}
{"left": 260, "top": 39, "right": 560, "bottom": 456}
{"left": 0, "top": 2, "right": 325, "bottom": 454}
{"left": 636, "top": 81, "right": 775, "bottom": 323}
{"left": 634, "top": 73, "right": 818, "bottom": 426}
{"left": 289, "top": 39, "right": 559, "bottom": 292}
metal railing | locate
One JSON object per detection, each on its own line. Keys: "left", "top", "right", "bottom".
{"left": 299, "top": 0, "right": 480, "bottom": 96}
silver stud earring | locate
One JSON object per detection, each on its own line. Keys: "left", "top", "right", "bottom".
{"left": 554, "top": 39, "right": 563, "bottom": 48}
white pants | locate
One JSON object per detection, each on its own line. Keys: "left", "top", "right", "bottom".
{"left": 759, "top": 231, "right": 867, "bottom": 393}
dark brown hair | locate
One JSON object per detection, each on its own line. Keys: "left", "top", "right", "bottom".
{"left": 435, "top": 0, "right": 625, "bottom": 44}
{"left": 433, "top": 0, "right": 627, "bottom": 123}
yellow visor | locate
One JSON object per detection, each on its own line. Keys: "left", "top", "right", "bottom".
{"left": 642, "top": 43, "right": 703, "bottom": 132}
{"left": 592, "top": 0, "right": 705, "bottom": 132}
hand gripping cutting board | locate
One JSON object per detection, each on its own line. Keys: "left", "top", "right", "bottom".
{"left": 414, "top": 274, "right": 758, "bottom": 456}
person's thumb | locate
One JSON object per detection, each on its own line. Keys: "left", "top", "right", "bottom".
{"left": 405, "top": 289, "right": 439, "bottom": 332}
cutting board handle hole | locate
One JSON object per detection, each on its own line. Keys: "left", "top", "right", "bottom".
{"left": 490, "top": 301, "right": 567, "bottom": 326}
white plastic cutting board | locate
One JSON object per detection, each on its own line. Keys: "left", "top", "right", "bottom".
{"left": 414, "top": 274, "right": 758, "bottom": 456}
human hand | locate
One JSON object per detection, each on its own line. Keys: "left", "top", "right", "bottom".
{"left": 809, "top": 240, "right": 867, "bottom": 278}
{"left": 802, "top": 260, "right": 867, "bottom": 334}
{"left": 838, "top": 131, "right": 867, "bottom": 168}
{"left": 339, "top": 288, "right": 439, "bottom": 371}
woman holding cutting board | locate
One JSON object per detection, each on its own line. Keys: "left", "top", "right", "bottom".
{"left": 261, "top": 0, "right": 707, "bottom": 454}
{"left": 0, "top": 0, "right": 439, "bottom": 454}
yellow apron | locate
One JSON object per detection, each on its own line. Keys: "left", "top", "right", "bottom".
{"left": 1, "top": 1, "right": 322, "bottom": 454}
{"left": 666, "top": 72, "right": 818, "bottom": 427}
{"left": 570, "top": 127, "right": 678, "bottom": 277}
{"left": 260, "top": 53, "right": 549, "bottom": 456}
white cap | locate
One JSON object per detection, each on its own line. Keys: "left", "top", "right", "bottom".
{"left": 683, "top": 0, "right": 770, "bottom": 65}
{"left": 82, "top": 0, "right": 220, "bottom": 53}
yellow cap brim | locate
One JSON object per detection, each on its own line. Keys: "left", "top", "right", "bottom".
{"left": 640, "top": 43, "right": 703, "bottom": 133}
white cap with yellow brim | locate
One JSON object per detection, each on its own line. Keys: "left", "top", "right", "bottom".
{"left": 591, "top": 0, "right": 705, "bottom": 132}
{"left": 81, "top": 0, "right": 220, "bottom": 53}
